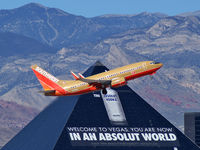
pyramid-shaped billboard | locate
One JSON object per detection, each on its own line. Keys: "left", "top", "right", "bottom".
{"left": 2, "top": 61, "right": 199, "bottom": 150}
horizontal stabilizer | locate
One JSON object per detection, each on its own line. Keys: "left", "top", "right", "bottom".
{"left": 38, "top": 90, "right": 56, "bottom": 96}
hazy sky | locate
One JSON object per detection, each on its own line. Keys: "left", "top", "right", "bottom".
{"left": 0, "top": 0, "right": 200, "bottom": 17}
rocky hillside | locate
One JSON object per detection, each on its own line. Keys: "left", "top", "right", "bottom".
{"left": 93, "top": 15, "right": 200, "bottom": 130}
{"left": 0, "top": 32, "right": 56, "bottom": 56}
{"left": 1, "top": 2, "right": 200, "bottom": 147}
{"left": 0, "top": 100, "right": 38, "bottom": 147}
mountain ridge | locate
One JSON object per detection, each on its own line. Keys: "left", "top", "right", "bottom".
{"left": 1, "top": 2, "right": 200, "bottom": 147}
{"left": 0, "top": 3, "right": 166, "bottom": 49}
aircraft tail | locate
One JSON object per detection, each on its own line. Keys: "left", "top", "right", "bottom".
{"left": 31, "top": 65, "right": 66, "bottom": 95}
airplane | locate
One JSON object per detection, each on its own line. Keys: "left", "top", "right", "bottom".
{"left": 31, "top": 61, "right": 163, "bottom": 96}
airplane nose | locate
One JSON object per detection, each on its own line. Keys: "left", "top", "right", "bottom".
{"left": 154, "top": 62, "right": 163, "bottom": 67}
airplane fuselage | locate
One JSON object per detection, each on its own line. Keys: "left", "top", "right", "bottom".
{"left": 55, "top": 61, "right": 162, "bottom": 96}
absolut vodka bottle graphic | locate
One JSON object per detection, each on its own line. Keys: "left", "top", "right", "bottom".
{"left": 101, "top": 88, "right": 128, "bottom": 126}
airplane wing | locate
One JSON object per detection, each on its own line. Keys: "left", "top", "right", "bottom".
{"left": 79, "top": 78, "right": 111, "bottom": 88}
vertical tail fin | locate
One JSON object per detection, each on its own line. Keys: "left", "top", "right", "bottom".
{"left": 31, "top": 65, "right": 66, "bottom": 95}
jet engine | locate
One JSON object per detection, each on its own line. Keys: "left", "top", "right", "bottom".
{"left": 111, "top": 77, "right": 127, "bottom": 88}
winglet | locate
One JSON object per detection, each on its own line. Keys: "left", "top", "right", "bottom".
{"left": 78, "top": 73, "right": 85, "bottom": 79}
{"left": 71, "top": 71, "right": 79, "bottom": 80}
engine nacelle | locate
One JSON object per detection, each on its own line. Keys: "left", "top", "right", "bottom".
{"left": 111, "top": 77, "right": 127, "bottom": 88}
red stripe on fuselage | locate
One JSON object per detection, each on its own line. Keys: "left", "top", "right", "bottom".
{"left": 65, "top": 87, "right": 94, "bottom": 96}
{"left": 66, "top": 67, "right": 161, "bottom": 96}
{"left": 32, "top": 69, "right": 66, "bottom": 94}
{"left": 125, "top": 67, "right": 161, "bottom": 81}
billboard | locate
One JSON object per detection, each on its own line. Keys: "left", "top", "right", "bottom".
{"left": 67, "top": 127, "right": 178, "bottom": 147}
{"left": 65, "top": 88, "right": 179, "bottom": 147}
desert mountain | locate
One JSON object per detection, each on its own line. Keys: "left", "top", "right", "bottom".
{"left": 0, "top": 3, "right": 200, "bottom": 147}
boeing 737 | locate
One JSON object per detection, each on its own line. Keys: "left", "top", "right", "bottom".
{"left": 31, "top": 61, "right": 163, "bottom": 96}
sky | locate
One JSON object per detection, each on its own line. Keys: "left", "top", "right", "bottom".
{"left": 0, "top": 0, "right": 200, "bottom": 17}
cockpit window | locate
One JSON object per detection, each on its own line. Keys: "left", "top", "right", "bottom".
{"left": 150, "top": 62, "right": 155, "bottom": 64}
{"left": 150, "top": 61, "right": 160, "bottom": 65}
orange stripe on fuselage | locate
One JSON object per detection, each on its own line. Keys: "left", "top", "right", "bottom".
{"left": 32, "top": 69, "right": 66, "bottom": 95}
{"left": 66, "top": 88, "right": 92, "bottom": 96}
{"left": 65, "top": 86, "right": 99, "bottom": 96}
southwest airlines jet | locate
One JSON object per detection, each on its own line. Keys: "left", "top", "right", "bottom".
{"left": 31, "top": 61, "right": 163, "bottom": 96}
